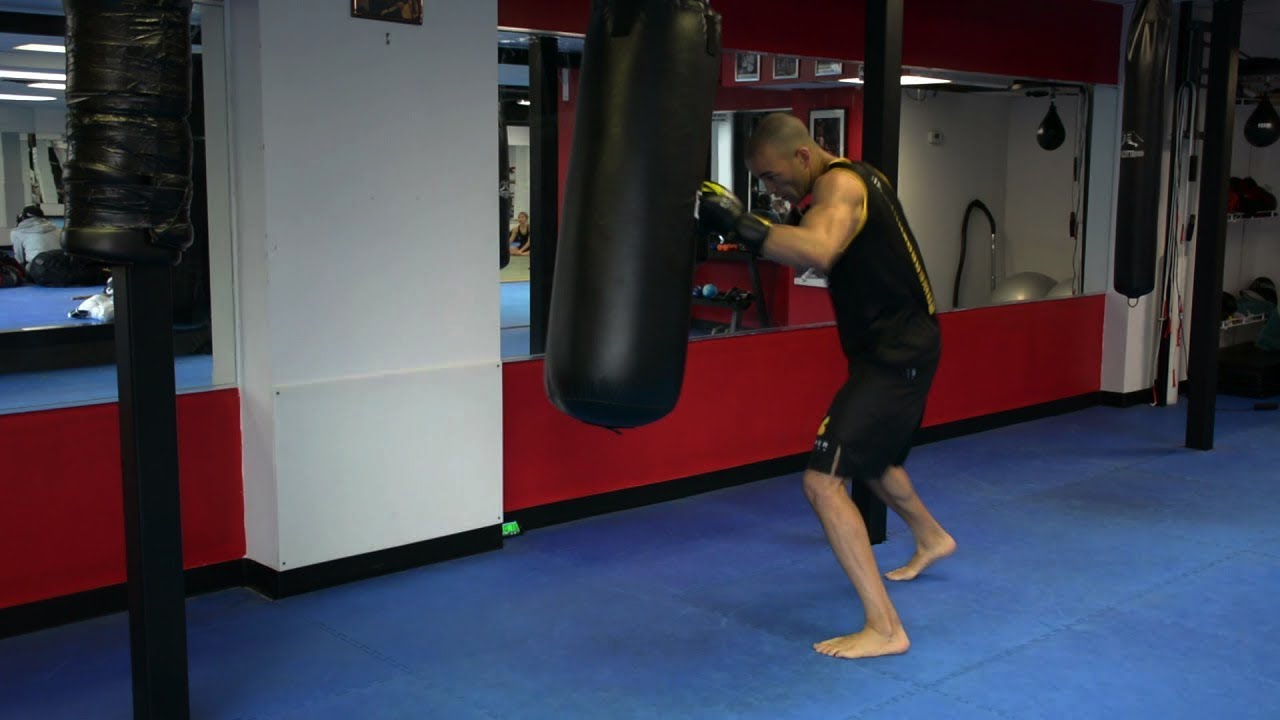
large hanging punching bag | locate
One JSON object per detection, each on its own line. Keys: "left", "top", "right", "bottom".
{"left": 544, "top": 0, "right": 721, "bottom": 429}
{"left": 1113, "top": 0, "right": 1171, "bottom": 300}
{"left": 62, "top": 0, "right": 194, "bottom": 267}
{"left": 499, "top": 102, "right": 512, "bottom": 270}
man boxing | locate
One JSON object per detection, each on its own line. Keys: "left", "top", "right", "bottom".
{"left": 698, "top": 112, "right": 955, "bottom": 660}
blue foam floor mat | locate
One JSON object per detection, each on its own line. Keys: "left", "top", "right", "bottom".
{"left": 0, "top": 283, "right": 106, "bottom": 331}
{"left": 3, "top": 398, "right": 1278, "bottom": 719}
{"left": 0, "top": 355, "right": 214, "bottom": 415}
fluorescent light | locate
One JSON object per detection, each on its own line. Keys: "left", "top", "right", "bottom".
{"left": 14, "top": 43, "right": 65, "bottom": 53}
{"left": 28, "top": 82, "right": 65, "bottom": 90}
{"left": 901, "top": 75, "right": 952, "bottom": 86}
{"left": 518, "top": 99, "right": 531, "bottom": 106}
{"left": 0, "top": 94, "right": 57, "bottom": 102}
{"left": 0, "top": 69, "right": 67, "bottom": 81}
{"left": 839, "top": 75, "right": 952, "bottom": 86}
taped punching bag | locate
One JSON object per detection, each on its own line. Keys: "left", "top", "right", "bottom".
{"left": 544, "top": 0, "right": 722, "bottom": 428}
{"left": 1113, "top": 0, "right": 1171, "bottom": 299}
{"left": 499, "top": 102, "right": 513, "bottom": 270}
{"left": 62, "top": 0, "right": 194, "bottom": 266}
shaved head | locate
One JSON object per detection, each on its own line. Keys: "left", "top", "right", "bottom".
{"left": 745, "top": 113, "right": 816, "bottom": 161}
{"left": 743, "top": 112, "right": 831, "bottom": 203}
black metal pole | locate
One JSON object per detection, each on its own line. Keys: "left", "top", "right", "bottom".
{"left": 1186, "top": 0, "right": 1242, "bottom": 450}
{"left": 528, "top": 37, "right": 560, "bottom": 356}
{"left": 857, "top": 0, "right": 904, "bottom": 545}
{"left": 114, "top": 264, "right": 190, "bottom": 720}
{"left": 863, "top": 0, "right": 904, "bottom": 186}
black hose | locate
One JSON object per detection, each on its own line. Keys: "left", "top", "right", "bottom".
{"left": 955, "top": 199, "right": 996, "bottom": 308}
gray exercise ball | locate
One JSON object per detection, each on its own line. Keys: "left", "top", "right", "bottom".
{"left": 1047, "top": 277, "right": 1076, "bottom": 298}
{"left": 988, "top": 271, "right": 1058, "bottom": 304}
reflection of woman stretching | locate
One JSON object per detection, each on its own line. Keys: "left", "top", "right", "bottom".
{"left": 509, "top": 212, "right": 531, "bottom": 255}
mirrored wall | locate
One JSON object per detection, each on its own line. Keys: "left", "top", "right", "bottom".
{"left": 0, "top": 1, "right": 235, "bottom": 415}
{"left": 495, "top": 24, "right": 1115, "bottom": 359}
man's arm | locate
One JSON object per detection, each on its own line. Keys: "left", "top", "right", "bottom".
{"left": 758, "top": 173, "right": 866, "bottom": 273}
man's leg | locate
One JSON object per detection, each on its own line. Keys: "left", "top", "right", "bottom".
{"left": 803, "top": 468, "right": 911, "bottom": 659}
{"left": 866, "top": 466, "right": 956, "bottom": 581}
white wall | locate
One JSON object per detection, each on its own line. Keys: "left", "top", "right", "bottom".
{"left": 898, "top": 91, "right": 1011, "bottom": 311}
{"left": 507, "top": 125, "right": 530, "bottom": 222}
{"left": 1004, "top": 94, "right": 1081, "bottom": 286}
{"left": 228, "top": 0, "right": 503, "bottom": 571}
{"left": 1, "top": 133, "right": 25, "bottom": 226}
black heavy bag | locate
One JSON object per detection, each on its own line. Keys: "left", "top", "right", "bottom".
{"left": 62, "top": 0, "right": 194, "bottom": 266}
{"left": 544, "top": 0, "right": 721, "bottom": 428}
{"left": 1113, "top": 0, "right": 1171, "bottom": 299}
{"left": 499, "top": 102, "right": 513, "bottom": 270}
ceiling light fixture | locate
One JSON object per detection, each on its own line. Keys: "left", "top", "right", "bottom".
{"left": 839, "top": 75, "right": 952, "bottom": 86}
{"left": 0, "top": 94, "right": 57, "bottom": 102}
{"left": 28, "top": 82, "right": 66, "bottom": 90}
{"left": 14, "top": 43, "right": 66, "bottom": 53}
{"left": 0, "top": 69, "right": 68, "bottom": 82}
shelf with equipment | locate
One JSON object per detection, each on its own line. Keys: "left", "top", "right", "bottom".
{"left": 696, "top": 241, "right": 773, "bottom": 330}
{"left": 1221, "top": 311, "right": 1269, "bottom": 331}
{"left": 1227, "top": 210, "right": 1278, "bottom": 222}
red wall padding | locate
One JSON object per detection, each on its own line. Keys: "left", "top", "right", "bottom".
{"left": 503, "top": 295, "right": 1105, "bottom": 512}
{"left": 0, "top": 389, "right": 245, "bottom": 610}
{"left": 499, "top": 0, "right": 1123, "bottom": 86}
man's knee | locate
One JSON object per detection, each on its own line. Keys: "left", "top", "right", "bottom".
{"left": 802, "top": 469, "right": 846, "bottom": 503}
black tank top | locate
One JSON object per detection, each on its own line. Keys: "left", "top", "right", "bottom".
{"left": 790, "top": 160, "right": 940, "bottom": 368}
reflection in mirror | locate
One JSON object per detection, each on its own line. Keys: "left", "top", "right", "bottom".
{"left": 495, "top": 36, "right": 1107, "bottom": 360}
{"left": 0, "top": 2, "right": 234, "bottom": 414}
{"left": 710, "top": 50, "right": 1103, "bottom": 319}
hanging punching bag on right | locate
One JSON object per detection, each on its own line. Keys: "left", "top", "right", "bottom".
{"left": 544, "top": 0, "right": 721, "bottom": 429}
{"left": 1113, "top": 0, "right": 1171, "bottom": 300}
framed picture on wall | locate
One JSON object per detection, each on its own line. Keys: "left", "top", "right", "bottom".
{"left": 735, "top": 52, "right": 760, "bottom": 82}
{"left": 772, "top": 55, "right": 799, "bottom": 80}
{"left": 351, "top": 0, "right": 423, "bottom": 25}
{"left": 810, "top": 108, "right": 845, "bottom": 158}
{"left": 814, "top": 60, "right": 844, "bottom": 77}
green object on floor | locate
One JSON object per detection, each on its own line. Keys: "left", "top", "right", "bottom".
{"left": 502, "top": 521, "right": 521, "bottom": 537}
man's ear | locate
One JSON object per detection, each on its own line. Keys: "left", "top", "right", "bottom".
{"left": 795, "top": 145, "right": 811, "bottom": 169}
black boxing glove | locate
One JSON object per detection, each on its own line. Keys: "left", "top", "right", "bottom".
{"left": 698, "top": 181, "right": 771, "bottom": 254}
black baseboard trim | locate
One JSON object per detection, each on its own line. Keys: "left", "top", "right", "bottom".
{"left": 245, "top": 525, "right": 503, "bottom": 601}
{"left": 914, "top": 392, "right": 1100, "bottom": 445}
{"left": 0, "top": 560, "right": 244, "bottom": 640}
{"left": 1, "top": 525, "right": 503, "bottom": 638}
{"left": 1099, "top": 389, "right": 1152, "bottom": 407}
{"left": 508, "top": 455, "right": 810, "bottom": 533}
{"left": 508, "top": 392, "right": 1106, "bottom": 533}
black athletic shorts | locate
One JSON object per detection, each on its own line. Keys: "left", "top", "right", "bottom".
{"left": 807, "top": 355, "right": 938, "bottom": 481}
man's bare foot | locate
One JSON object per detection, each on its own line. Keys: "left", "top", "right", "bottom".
{"left": 813, "top": 626, "right": 910, "bottom": 659}
{"left": 885, "top": 533, "right": 956, "bottom": 582}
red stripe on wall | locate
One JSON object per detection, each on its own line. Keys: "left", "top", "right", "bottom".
{"left": 0, "top": 389, "right": 245, "bottom": 610}
{"left": 499, "top": 0, "right": 1122, "bottom": 86}
{"left": 503, "top": 295, "right": 1104, "bottom": 513}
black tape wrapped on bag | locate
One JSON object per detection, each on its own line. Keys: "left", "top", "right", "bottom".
{"left": 62, "top": 0, "right": 195, "bottom": 266}
{"left": 1113, "top": 0, "right": 1170, "bottom": 299}
{"left": 544, "top": 0, "right": 722, "bottom": 429}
